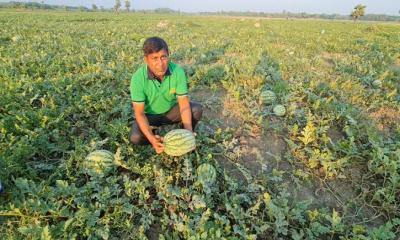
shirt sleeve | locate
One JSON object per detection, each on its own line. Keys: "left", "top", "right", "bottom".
{"left": 130, "top": 74, "right": 145, "bottom": 102}
{"left": 176, "top": 67, "right": 188, "bottom": 96}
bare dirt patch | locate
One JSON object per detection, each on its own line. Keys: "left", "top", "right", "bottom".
{"left": 319, "top": 51, "right": 345, "bottom": 68}
{"left": 369, "top": 106, "right": 400, "bottom": 136}
{"left": 191, "top": 87, "right": 288, "bottom": 177}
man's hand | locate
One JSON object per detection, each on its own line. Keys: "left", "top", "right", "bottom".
{"left": 150, "top": 135, "right": 164, "bottom": 154}
{"left": 133, "top": 103, "right": 165, "bottom": 154}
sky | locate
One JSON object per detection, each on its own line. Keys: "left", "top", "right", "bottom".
{"left": 6, "top": 0, "right": 400, "bottom": 15}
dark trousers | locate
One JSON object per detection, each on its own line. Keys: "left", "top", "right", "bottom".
{"left": 129, "top": 102, "right": 203, "bottom": 145}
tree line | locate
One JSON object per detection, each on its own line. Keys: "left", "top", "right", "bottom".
{"left": 200, "top": 5, "right": 399, "bottom": 22}
{"left": 0, "top": 1, "right": 132, "bottom": 12}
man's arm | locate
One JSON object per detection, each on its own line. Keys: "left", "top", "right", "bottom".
{"left": 177, "top": 96, "right": 193, "bottom": 132}
{"left": 132, "top": 102, "right": 164, "bottom": 153}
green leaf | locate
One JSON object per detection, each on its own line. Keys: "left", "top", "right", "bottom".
{"left": 41, "top": 225, "right": 52, "bottom": 240}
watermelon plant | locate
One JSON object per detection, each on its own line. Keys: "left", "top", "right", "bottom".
{"left": 0, "top": 10, "right": 399, "bottom": 240}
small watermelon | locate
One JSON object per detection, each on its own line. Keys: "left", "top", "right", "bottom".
{"left": 196, "top": 163, "right": 216, "bottom": 185}
{"left": 12, "top": 35, "right": 21, "bottom": 42}
{"left": 273, "top": 104, "right": 286, "bottom": 117}
{"left": 163, "top": 129, "right": 196, "bottom": 156}
{"left": 191, "top": 195, "right": 206, "bottom": 209}
{"left": 260, "top": 90, "right": 276, "bottom": 104}
{"left": 84, "top": 150, "right": 115, "bottom": 176}
{"left": 372, "top": 80, "right": 382, "bottom": 88}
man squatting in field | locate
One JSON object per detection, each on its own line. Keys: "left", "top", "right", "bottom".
{"left": 129, "top": 37, "right": 203, "bottom": 154}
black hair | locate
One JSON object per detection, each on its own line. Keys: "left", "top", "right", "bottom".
{"left": 142, "top": 37, "right": 169, "bottom": 56}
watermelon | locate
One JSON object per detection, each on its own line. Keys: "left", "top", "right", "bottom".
{"left": 260, "top": 90, "right": 276, "bottom": 104}
{"left": 273, "top": 104, "right": 286, "bottom": 117}
{"left": 12, "top": 35, "right": 21, "bottom": 42}
{"left": 84, "top": 150, "right": 115, "bottom": 176}
{"left": 163, "top": 129, "right": 196, "bottom": 156}
{"left": 196, "top": 163, "right": 216, "bottom": 185}
{"left": 372, "top": 80, "right": 382, "bottom": 88}
{"left": 191, "top": 195, "right": 206, "bottom": 209}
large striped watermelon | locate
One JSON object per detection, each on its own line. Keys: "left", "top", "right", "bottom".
{"left": 260, "top": 90, "right": 276, "bottom": 104}
{"left": 163, "top": 129, "right": 196, "bottom": 156}
{"left": 196, "top": 163, "right": 217, "bottom": 185}
{"left": 84, "top": 150, "right": 115, "bottom": 176}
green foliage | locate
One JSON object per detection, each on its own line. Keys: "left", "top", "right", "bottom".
{"left": 0, "top": 11, "right": 399, "bottom": 240}
{"left": 192, "top": 64, "right": 226, "bottom": 86}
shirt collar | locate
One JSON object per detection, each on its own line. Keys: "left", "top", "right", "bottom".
{"left": 147, "top": 66, "right": 171, "bottom": 80}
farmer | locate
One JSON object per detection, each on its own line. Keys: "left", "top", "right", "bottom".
{"left": 129, "top": 37, "right": 203, "bottom": 154}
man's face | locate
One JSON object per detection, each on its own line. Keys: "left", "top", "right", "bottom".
{"left": 144, "top": 49, "right": 169, "bottom": 78}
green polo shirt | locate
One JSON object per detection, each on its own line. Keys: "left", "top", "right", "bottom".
{"left": 130, "top": 61, "right": 188, "bottom": 114}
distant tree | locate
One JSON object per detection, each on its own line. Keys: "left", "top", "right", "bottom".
{"left": 114, "top": 0, "right": 121, "bottom": 14}
{"left": 351, "top": 4, "right": 366, "bottom": 22}
{"left": 125, "top": 0, "right": 130, "bottom": 12}
{"left": 92, "top": 4, "right": 98, "bottom": 11}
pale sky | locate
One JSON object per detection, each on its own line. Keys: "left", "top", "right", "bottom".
{"left": 5, "top": 0, "right": 400, "bottom": 15}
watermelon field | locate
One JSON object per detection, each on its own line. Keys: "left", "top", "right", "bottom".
{"left": 1, "top": 10, "right": 400, "bottom": 239}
